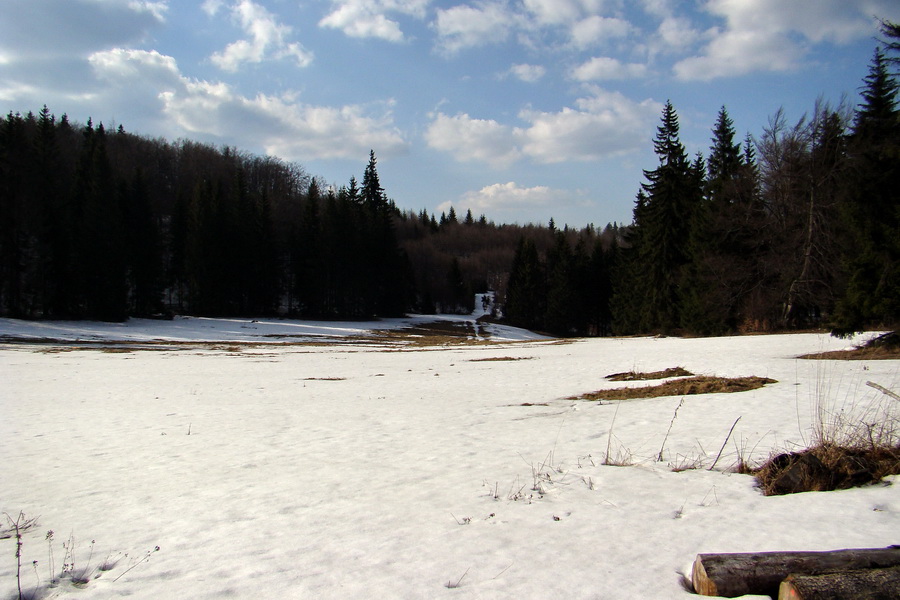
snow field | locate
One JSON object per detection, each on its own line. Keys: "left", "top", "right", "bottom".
{"left": 1, "top": 319, "right": 898, "bottom": 599}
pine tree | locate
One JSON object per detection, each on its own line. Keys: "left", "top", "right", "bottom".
{"left": 360, "top": 150, "right": 386, "bottom": 211}
{"left": 505, "top": 237, "right": 545, "bottom": 330}
{"left": 628, "top": 101, "right": 701, "bottom": 333}
{"left": 834, "top": 48, "right": 900, "bottom": 332}
{"left": 75, "top": 122, "right": 128, "bottom": 321}
{"left": 706, "top": 107, "right": 743, "bottom": 205}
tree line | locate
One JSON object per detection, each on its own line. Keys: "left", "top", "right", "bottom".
{"left": 504, "top": 40, "right": 898, "bottom": 337}
{"left": 0, "top": 113, "right": 415, "bottom": 321}
{"left": 1, "top": 25, "right": 897, "bottom": 336}
{"left": 0, "top": 109, "right": 575, "bottom": 322}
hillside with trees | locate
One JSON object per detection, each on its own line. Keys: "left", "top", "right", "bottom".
{"left": 1, "top": 22, "right": 897, "bottom": 337}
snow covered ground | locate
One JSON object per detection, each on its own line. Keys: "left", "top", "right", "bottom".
{"left": 1, "top": 315, "right": 898, "bottom": 599}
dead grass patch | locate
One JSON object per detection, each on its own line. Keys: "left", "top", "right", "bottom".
{"left": 754, "top": 444, "right": 900, "bottom": 495}
{"left": 605, "top": 366, "right": 694, "bottom": 381}
{"left": 572, "top": 375, "right": 777, "bottom": 401}
{"left": 470, "top": 356, "right": 533, "bottom": 362}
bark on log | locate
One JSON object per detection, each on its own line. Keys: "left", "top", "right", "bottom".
{"left": 779, "top": 566, "right": 900, "bottom": 600}
{"left": 692, "top": 547, "right": 900, "bottom": 597}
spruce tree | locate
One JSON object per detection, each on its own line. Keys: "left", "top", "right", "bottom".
{"left": 834, "top": 48, "right": 900, "bottom": 332}
{"left": 630, "top": 101, "right": 701, "bottom": 333}
{"left": 505, "top": 237, "right": 545, "bottom": 330}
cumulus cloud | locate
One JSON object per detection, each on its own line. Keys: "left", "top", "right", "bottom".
{"left": 522, "top": 0, "right": 602, "bottom": 27}
{"left": 426, "top": 87, "right": 660, "bottom": 166}
{"left": 570, "top": 15, "right": 631, "bottom": 49}
{"left": 517, "top": 87, "right": 660, "bottom": 164}
{"left": 674, "top": 0, "right": 892, "bottom": 80}
{"left": 88, "top": 48, "right": 407, "bottom": 160}
{"left": 570, "top": 56, "right": 647, "bottom": 81}
{"left": 506, "top": 63, "right": 546, "bottom": 82}
{"left": 425, "top": 112, "right": 521, "bottom": 167}
{"left": 655, "top": 16, "right": 700, "bottom": 51}
{"left": 433, "top": 2, "right": 515, "bottom": 54}
{"left": 319, "top": 0, "right": 429, "bottom": 42}
{"left": 209, "top": 0, "right": 313, "bottom": 71}
{"left": 0, "top": 0, "right": 164, "bottom": 59}
{"left": 446, "top": 181, "right": 574, "bottom": 215}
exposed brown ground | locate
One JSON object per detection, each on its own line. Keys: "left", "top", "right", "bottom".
{"left": 605, "top": 366, "right": 694, "bottom": 381}
{"left": 572, "top": 375, "right": 777, "bottom": 401}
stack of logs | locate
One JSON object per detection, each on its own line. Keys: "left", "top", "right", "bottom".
{"left": 692, "top": 547, "right": 900, "bottom": 599}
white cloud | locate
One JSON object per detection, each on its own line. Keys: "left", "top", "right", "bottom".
{"left": 518, "top": 88, "right": 660, "bottom": 164}
{"left": 570, "top": 15, "right": 631, "bottom": 49}
{"left": 89, "top": 48, "right": 407, "bottom": 160}
{"left": 447, "top": 181, "right": 573, "bottom": 214}
{"left": 425, "top": 112, "right": 521, "bottom": 167}
{"left": 210, "top": 0, "right": 313, "bottom": 72}
{"left": 426, "top": 87, "right": 660, "bottom": 166}
{"left": 507, "top": 63, "right": 546, "bottom": 82}
{"left": 570, "top": 56, "right": 646, "bottom": 81}
{"left": 674, "top": 0, "right": 892, "bottom": 80}
{"left": 655, "top": 16, "right": 700, "bottom": 51}
{"left": 522, "top": 0, "right": 599, "bottom": 27}
{"left": 319, "top": 0, "right": 429, "bottom": 42}
{"left": 433, "top": 2, "right": 515, "bottom": 54}
{"left": 202, "top": 0, "right": 226, "bottom": 17}
{"left": 0, "top": 0, "right": 164, "bottom": 59}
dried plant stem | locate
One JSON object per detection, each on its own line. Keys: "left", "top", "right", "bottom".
{"left": 657, "top": 398, "right": 685, "bottom": 462}
{"left": 709, "top": 416, "right": 742, "bottom": 471}
{"left": 867, "top": 381, "right": 900, "bottom": 402}
{"left": 604, "top": 402, "right": 621, "bottom": 464}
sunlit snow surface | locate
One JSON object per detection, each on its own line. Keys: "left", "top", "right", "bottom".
{"left": 1, "top": 316, "right": 898, "bottom": 599}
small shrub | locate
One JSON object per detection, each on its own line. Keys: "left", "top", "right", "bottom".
{"left": 754, "top": 444, "right": 900, "bottom": 495}
{"left": 755, "top": 378, "right": 900, "bottom": 495}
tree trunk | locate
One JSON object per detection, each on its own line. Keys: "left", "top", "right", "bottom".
{"left": 779, "top": 566, "right": 900, "bottom": 599}
{"left": 782, "top": 188, "right": 816, "bottom": 327}
{"left": 692, "top": 547, "right": 900, "bottom": 597}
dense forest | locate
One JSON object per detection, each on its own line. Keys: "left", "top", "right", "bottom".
{"left": 0, "top": 24, "right": 897, "bottom": 337}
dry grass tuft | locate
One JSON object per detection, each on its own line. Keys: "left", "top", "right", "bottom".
{"left": 755, "top": 375, "right": 900, "bottom": 495}
{"left": 470, "top": 356, "right": 532, "bottom": 362}
{"left": 754, "top": 444, "right": 900, "bottom": 495}
{"left": 605, "top": 366, "right": 693, "bottom": 381}
{"left": 573, "top": 375, "right": 776, "bottom": 401}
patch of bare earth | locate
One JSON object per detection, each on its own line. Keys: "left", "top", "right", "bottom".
{"left": 605, "top": 366, "right": 694, "bottom": 381}
{"left": 369, "top": 321, "right": 491, "bottom": 347}
{"left": 572, "top": 375, "right": 777, "bottom": 401}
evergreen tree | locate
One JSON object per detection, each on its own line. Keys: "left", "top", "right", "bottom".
{"left": 505, "top": 237, "right": 545, "bottom": 330}
{"left": 706, "top": 107, "right": 743, "bottom": 204}
{"left": 834, "top": 48, "right": 900, "bottom": 332}
{"left": 75, "top": 123, "right": 128, "bottom": 320}
{"left": 122, "top": 169, "right": 164, "bottom": 316}
{"left": 625, "top": 101, "right": 701, "bottom": 333}
{"left": 0, "top": 112, "right": 28, "bottom": 316}
{"left": 587, "top": 237, "right": 615, "bottom": 336}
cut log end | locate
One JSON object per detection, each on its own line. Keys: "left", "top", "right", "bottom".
{"left": 692, "top": 547, "right": 900, "bottom": 597}
{"left": 691, "top": 555, "right": 717, "bottom": 596}
{"left": 778, "top": 566, "right": 900, "bottom": 600}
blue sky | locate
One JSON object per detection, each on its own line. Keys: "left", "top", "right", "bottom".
{"left": 2, "top": 1, "right": 898, "bottom": 227}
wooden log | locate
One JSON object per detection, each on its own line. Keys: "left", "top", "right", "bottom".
{"left": 692, "top": 547, "right": 900, "bottom": 597}
{"left": 779, "top": 565, "right": 900, "bottom": 600}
